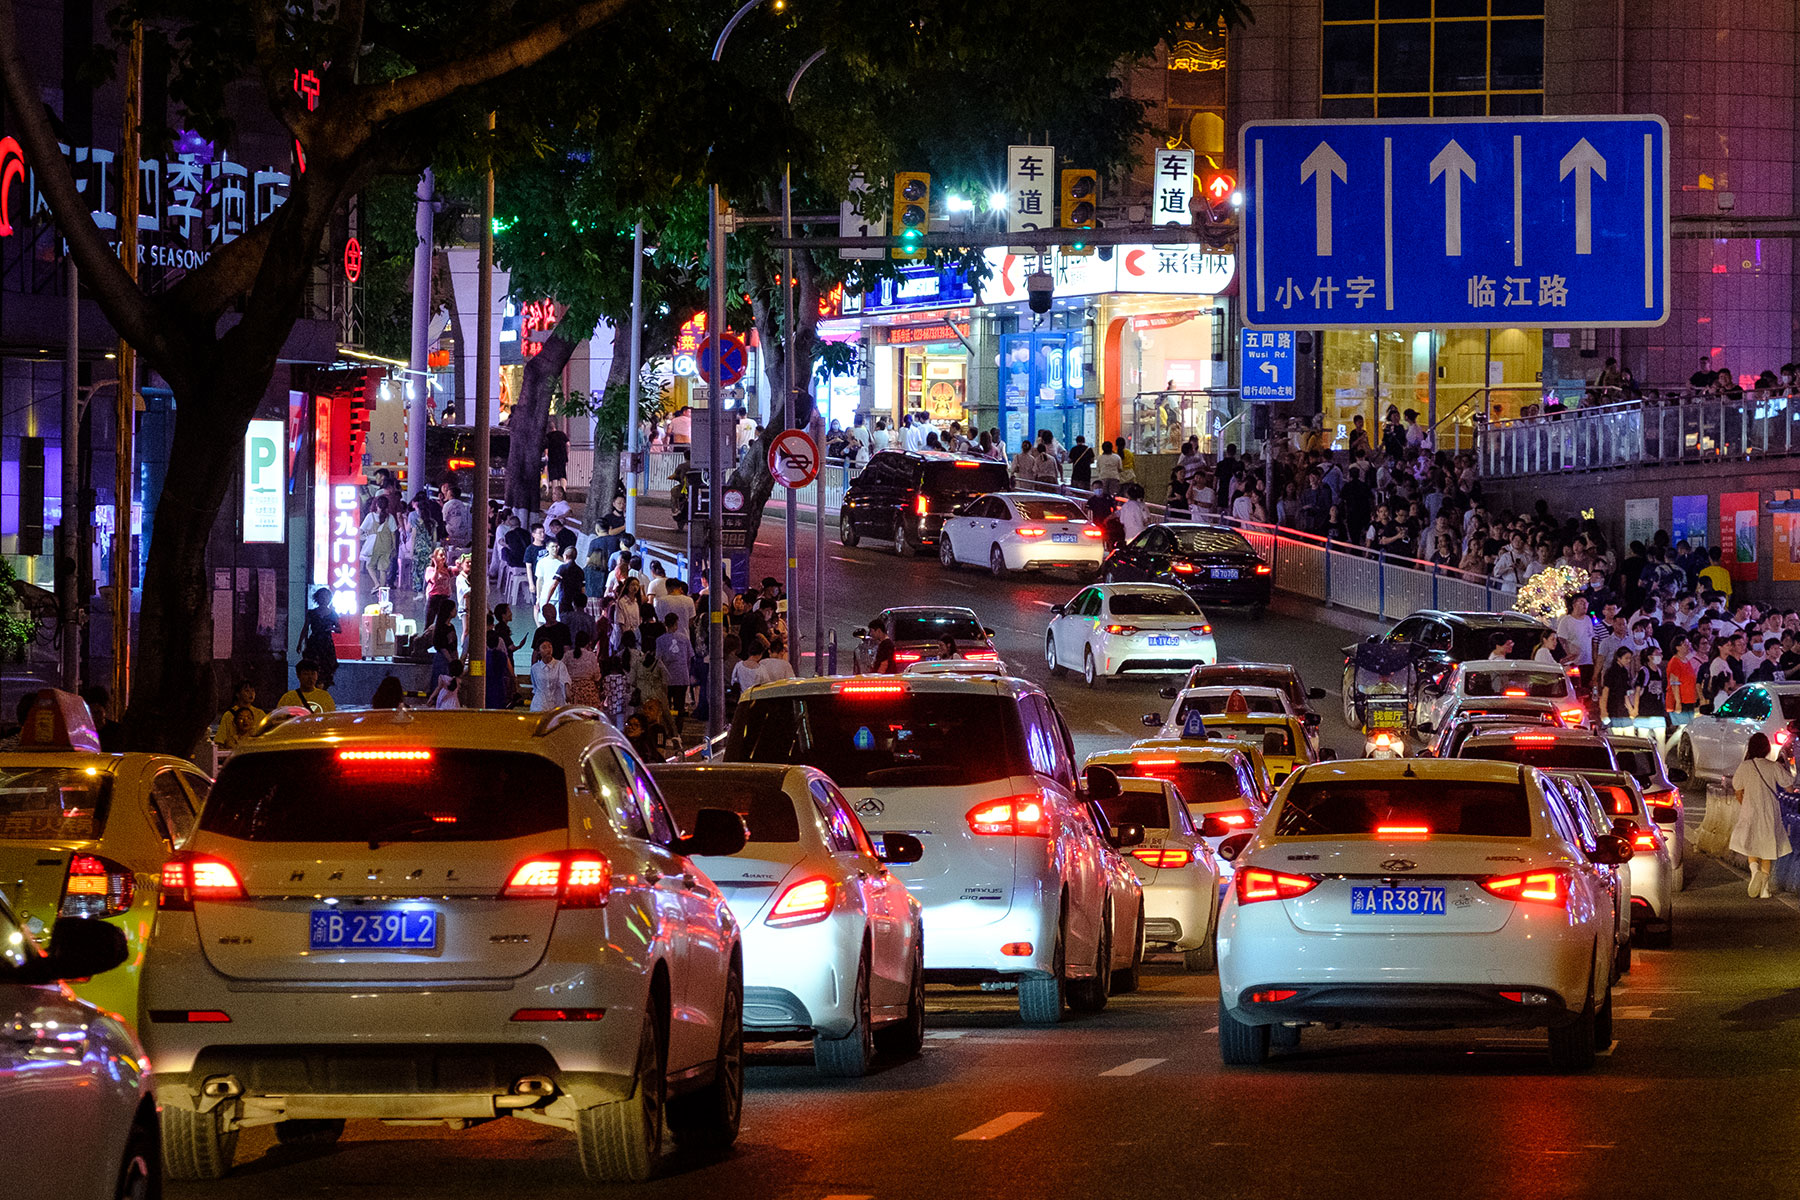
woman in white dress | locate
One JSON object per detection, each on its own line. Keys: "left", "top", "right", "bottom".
{"left": 1730, "top": 732, "right": 1794, "bottom": 898}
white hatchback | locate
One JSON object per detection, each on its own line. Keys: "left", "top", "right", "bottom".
{"left": 1421, "top": 658, "right": 1588, "bottom": 734}
{"left": 1216, "top": 759, "right": 1630, "bottom": 1071}
{"left": 1046, "top": 583, "right": 1218, "bottom": 687}
{"left": 141, "top": 708, "right": 751, "bottom": 1185}
{"left": 938, "top": 491, "right": 1107, "bottom": 577}
{"left": 648, "top": 763, "right": 926, "bottom": 1077}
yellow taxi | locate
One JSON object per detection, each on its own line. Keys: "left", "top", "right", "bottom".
{"left": 0, "top": 690, "right": 210, "bottom": 1025}
{"left": 1183, "top": 712, "right": 1319, "bottom": 786}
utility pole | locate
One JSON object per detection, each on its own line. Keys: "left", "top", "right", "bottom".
{"left": 624, "top": 221, "right": 644, "bottom": 536}
{"left": 407, "top": 169, "right": 433, "bottom": 498}
{"left": 782, "top": 48, "right": 824, "bottom": 673}
{"left": 705, "top": 185, "right": 727, "bottom": 740}
{"left": 111, "top": 21, "right": 141, "bottom": 708}
{"left": 60, "top": 256, "right": 78, "bottom": 689}
{"left": 468, "top": 117, "right": 494, "bottom": 703}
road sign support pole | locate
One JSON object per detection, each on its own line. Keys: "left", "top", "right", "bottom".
{"left": 468, "top": 112, "right": 494, "bottom": 704}
{"left": 706, "top": 183, "right": 727, "bottom": 742}
{"left": 782, "top": 163, "right": 800, "bottom": 671}
{"left": 625, "top": 220, "right": 644, "bottom": 537}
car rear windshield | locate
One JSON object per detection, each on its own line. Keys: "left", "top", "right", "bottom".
{"left": 649, "top": 769, "right": 801, "bottom": 843}
{"left": 200, "top": 749, "right": 568, "bottom": 842}
{"left": 1461, "top": 669, "right": 1568, "bottom": 698}
{"left": 0, "top": 768, "right": 112, "bottom": 841}
{"left": 1458, "top": 742, "right": 1615, "bottom": 770}
{"left": 923, "top": 461, "right": 1009, "bottom": 498}
{"left": 727, "top": 692, "right": 1022, "bottom": 789}
{"left": 1096, "top": 791, "right": 1171, "bottom": 830}
{"left": 1012, "top": 498, "right": 1088, "bottom": 522}
{"left": 1115, "top": 760, "right": 1247, "bottom": 806}
{"left": 1110, "top": 591, "right": 1200, "bottom": 617}
{"left": 1451, "top": 623, "right": 1546, "bottom": 662}
{"left": 889, "top": 612, "right": 985, "bottom": 641}
{"left": 1203, "top": 722, "right": 1294, "bottom": 757}
{"left": 1177, "top": 694, "right": 1285, "bottom": 721}
{"left": 1782, "top": 694, "right": 1800, "bottom": 721}
{"left": 1276, "top": 779, "right": 1532, "bottom": 838}
{"left": 1192, "top": 668, "right": 1297, "bottom": 699}
{"left": 1612, "top": 747, "right": 1661, "bottom": 786}
{"left": 1170, "top": 527, "right": 1254, "bottom": 555}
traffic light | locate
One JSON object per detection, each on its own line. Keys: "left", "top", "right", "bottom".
{"left": 893, "top": 171, "right": 930, "bottom": 261}
{"left": 1060, "top": 168, "right": 1097, "bottom": 256}
{"left": 1201, "top": 169, "right": 1237, "bottom": 223}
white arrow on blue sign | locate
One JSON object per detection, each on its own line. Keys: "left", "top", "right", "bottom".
{"left": 1240, "top": 330, "right": 1296, "bottom": 403}
{"left": 1240, "top": 116, "right": 1669, "bottom": 330}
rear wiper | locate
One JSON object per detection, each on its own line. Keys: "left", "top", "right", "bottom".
{"left": 366, "top": 818, "right": 449, "bottom": 850}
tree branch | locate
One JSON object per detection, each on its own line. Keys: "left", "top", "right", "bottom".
{"left": 0, "top": 0, "right": 173, "bottom": 364}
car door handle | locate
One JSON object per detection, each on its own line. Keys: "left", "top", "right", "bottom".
{"left": 681, "top": 871, "right": 701, "bottom": 889}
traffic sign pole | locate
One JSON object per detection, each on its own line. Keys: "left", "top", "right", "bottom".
{"left": 706, "top": 185, "right": 727, "bottom": 745}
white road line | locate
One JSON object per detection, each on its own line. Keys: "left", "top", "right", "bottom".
{"left": 1032, "top": 599, "right": 1055, "bottom": 607}
{"left": 1614, "top": 1006, "right": 1670, "bottom": 1020}
{"left": 941, "top": 579, "right": 975, "bottom": 588}
{"left": 1098, "top": 1057, "right": 1166, "bottom": 1077}
{"left": 954, "top": 1112, "right": 1042, "bottom": 1141}
{"left": 1097, "top": 720, "right": 1126, "bottom": 735}
{"left": 926, "top": 1030, "right": 969, "bottom": 1040}
{"left": 1203, "top": 1025, "right": 1219, "bottom": 1034}
{"left": 831, "top": 555, "right": 861, "bottom": 564}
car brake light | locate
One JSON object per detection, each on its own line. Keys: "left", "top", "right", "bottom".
{"left": 893, "top": 651, "right": 922, "bottom": 663}
{"left": 1779, "top": 729, "right": 1794, "bottom": 748}
{"left": 1130, "top": 847, "right": 1194, "bottom": 869}
{"left": 1135, "top": 758, "right": 1178, "bottom": 768}
{"left": 1191, "top": 624, "right": 1213, "bottom": 635}
{"left": 62, "top": 852, "right": 135, "bottom": 918}
{"left": 1560, "top": 707, "right": 1585, "bottom": 724}
{"left": 1213, "top": 809, "right": 1254, "bottom": 827}
{"left": 500, "top": 852, "right": 612, "bottom": 908}
{"left": 1371, "top": 732, "right": 1399, "bottom": 748}
{"left": 1375, "top": 824, "right": 1430, "bottom": 838}
{"left": 1249, "top": 989, "right": 1297, "bottom": 1003}
{"left": 915, "top": 495, "right": 929, "bottom": 516}
{"left": 1481, "top": 869, "right": 1569, "bottom": 907}
{"left": 954, "top": 460, "right": 982, "bottom": 468}
{"left": 1503, "top": 688, "right": 1528, "bottom": 697}
{"left": 1104, "top": 624, "right": 1139, "bottom": 635}
{"left": 1082, "top": 526, "right": 1105, "bottom": 539}
{"left": 147, "top": 1010, "right": 232, "bottom": 1023}
{"left": 1016, "top": 526, "right": 1046, "bottom": 538}
{"left": 1512, "top": 733, "right": 1557, "bottom": 744}
{"left": 1171, "top": 562, "right": 1196, "bottom": 574}
{"left": 767, "top": 877, "right": 836, "bottom": 926}
{"left": 1236, "top": 868, "right": 1318, "bottom": 904}
{"left": 967, "top": 796, "right": 1050, "bottom": 837}
{"left": 338, "top": 748, "right": 433, "bottom": 762}
{"left": 964, "top": 650, "right": 999, "bottom": 661}
{"left": 1254, "top": 564, "right": 1272, "bottom": 575}
{"left": 1631, "top": 827, "right": 1659, "bottom": 851}
{"left": 159, "top": 855, "right": 247, "bottom": 909}
{"left": 835, "top": 681, "right": 907, "bottom": 696}
{"left": 1001, "top": 942, "right": 1034, "bottom": 956}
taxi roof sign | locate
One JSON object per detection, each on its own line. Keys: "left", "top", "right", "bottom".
{"left": 18, "top": 688, "right": 102, "bottom": 752}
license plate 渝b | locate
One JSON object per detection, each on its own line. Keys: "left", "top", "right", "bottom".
{"left": 310, "top": 908, "right": 440, "bottom": 949}
{"left": 1211, "top": 568, "right": 1240, "bottom": 580}
{"left": 1349, "top": 886, "right": 1446, "bottom": 915}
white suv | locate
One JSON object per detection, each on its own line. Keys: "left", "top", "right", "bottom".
{"left": 141, "top": 707, "right": 750, "bottom": 1184}
{"left": 725, "top": 675, "right": 1143, "bottom": 1024}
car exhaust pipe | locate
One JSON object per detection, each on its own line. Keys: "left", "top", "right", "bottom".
{"left": 513, "top": 1076, "right": 556, "bottom": 1097}
{"left": 201, "top": 1076, "right": 242, "bottom": 1099}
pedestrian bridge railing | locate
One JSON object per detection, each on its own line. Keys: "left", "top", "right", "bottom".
{"left": 1478, "top": 390, "right": 1800, "bottom": 478}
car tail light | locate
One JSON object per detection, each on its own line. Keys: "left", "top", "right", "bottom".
{"left": 1236, "top": 868, "right": 1318, "bottom": 904}
{"left": 1374, "top": 824, "right": 1430, "bottom": 838}
{"left": 512, "top": 1008, "right": 605, "bottom": 1021}
{"left": 835, "top": 681, "right": 907, "bottom": 697}
{"left": 893, "top": 651, "right": 922, "bottom": 663}
{"left": 500, "top": 851, "right": 612, "bottom": 908}
{"left": 1249, "top": 989, "right": 1297, "bottom": 1003}
{"left": 1481, "top": 869, "right": 1569, "bottom": 907}
{"left": 1560, "top": 707, "right": 1586, "bottom": 725}
{"left": 1779, "top": 729, "right": 1794, "bottom": 748}
{"left": 1254, "top": 564, "right": 1272, "bottom": 575}
{"left": 767, "top": 877, "right": 836, "bottom": 926}
{"left": 1135, "top": 758, "right": 1178, "bottom": 769}
{"left": 338, "top": 748, "right": 433, "bottom": 763}
{"left": 915, "top": 495, "right": 929, "bottom": 516}
{"left": 148, "top": 1010, "right": 232, "bottom": 1023}
{"left": 1512, "top": 733, "right": 1557, "bottom": 744}
{"left": 159, "top": 855, "right": 247, "bottom": 909}
{"left": 1130, "top": 847, "right": 1194, "bottom": 869}
{"left": 1503, "top": 688, "right": 1528, "bottom": 697}
{"left": 1630, "top": 826, "right": 1659, "bottom": 852}
{"left": 1212, "top": 808, "right": 1255, "bottom": 828}
{"left": 1190, "top": 624, "right": 1213, "bottom": 635}
{"left": 1104, "top": 624, "right": 1139, "bottom": 635}
{"left": 1566, "top": 666, "right": 1581, "bottom": 677}
{"left": 1016, "top": 526, "right": 1046, "bottom": 538}
{"left": 1082, "top": 526, "right": 1105, "bottom": 539}
{"left": 966, "top": 795, "right": 1050, "bottom": 837}
{"left": 965, "top": 650, "right": 999, "bottom": 661}
{"left": 62, "top": 852, "right": 135, "bottom": 918}
{"left": 1001, "top": 942, "right": 1034, "bottom": 956}
{"left": 1171, "top": 562, "right": 1196, "bottom": 574}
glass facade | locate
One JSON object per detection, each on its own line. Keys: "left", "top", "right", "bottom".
{"left": 1320, "top": 0, "right": 1544, "bottom": 118}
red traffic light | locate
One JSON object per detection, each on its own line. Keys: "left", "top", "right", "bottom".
{"left": 1203, "top": 171, "right": 1236, "bottom": 204}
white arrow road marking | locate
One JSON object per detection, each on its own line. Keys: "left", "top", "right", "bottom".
{"left": 1429, "top": 139, "right": 1477, "bottom": 256}
{"left": 954, "top": 1112, "right": 1043, "bottom": 1141}
{"left": 1300, "top": 142, "right": 1347, "bottom": 256}
{"left": 1099, "top": 1057, "right": 1166, "bottom": 1077}
{"left": 1559, "top": 137, "right": 1607, "bottom": 254}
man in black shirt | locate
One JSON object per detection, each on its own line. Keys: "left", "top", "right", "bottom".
{"left": 532, "top": 602, "right": 571, "bottom": 659}
{"left": 547, "top": 518, "right": 578, "bottom": 556}
{"left": 552, "top": 548, "right": 588, "bottom": 616}
{"left": 1068, "top": 436, "right": 1095, "bottom": 488}
{"left": 500, "top": 515, "right": 530, "bottom": 570}
{"left": 545, "top": 427, "right": 570, "bottom": 485}
{"left": 1689, "top": 356, "right": 1715, "bottom": 389}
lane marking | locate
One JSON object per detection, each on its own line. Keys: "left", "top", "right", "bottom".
{"left": 1614, "top": 1006, "right": 1670, "bottom": 1020}
{"left": 941, "top": 578, "right": 975, "bottom": 589}
{"left": 1098, "top": 1057, "right": 1166, "bottom": 1077}
{"left": 831, "top": 555, "right": 861, "bottom": 564}
{"left": 926, "top": 1030, "right": 969, "bottom": 1040}
{"left": 1097, "top": 720, "right": 1126, "bottom": 735}
{"left": 1031, "top": 600, "right": 1055, "bottom": 607}
{"left": 1203, "top": 1025, "right": 1219, "bottom": 1034}
{"left": 954, "top": 1112, "right": 1042, "bottom": 1141}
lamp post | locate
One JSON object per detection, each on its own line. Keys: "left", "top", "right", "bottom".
{"left": 782, "top": 47, "right": 825, "bottom": 672}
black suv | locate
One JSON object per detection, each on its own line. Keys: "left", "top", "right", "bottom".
{"left": 839, "top": 451, "right": 1012, "bottom": 555}
{"left": 1340, "top": 608, "right": 1551, "bottom": 724}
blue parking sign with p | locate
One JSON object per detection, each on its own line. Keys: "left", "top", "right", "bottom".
{"left": 1240, "top": 330, "right": 1296, "bottom": 403}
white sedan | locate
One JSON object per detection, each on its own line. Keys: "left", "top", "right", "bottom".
{"left": 939, "top": 491, "right": 1107, "bottom": 577}
{"left": 1673, "top": 682, "right": 1800, "bottom": 783}
{"left": 1421, "top": 659, "right": 1588, "bottom": 733}
{"left": 649, "top": 763, "right": 926, "bottom": 1077}
{"left": 1046, "top": 583, "right": 1218, "bottom": 687}
{"left": 1095, "top": 777, "right": 1226, "bottom": 972}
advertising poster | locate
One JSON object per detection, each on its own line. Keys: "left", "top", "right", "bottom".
{"left": 1774, "top": 490, "right": 1800, "bottom": 583}
{"left": 1623, "top": 498, "right": 1659, "bottom": 549}
{"left": 1670, "top": 495, "right": 1709, "bottom": 547}
{"left": 1719, "top": 491, "right": 1760, "bottom": 581}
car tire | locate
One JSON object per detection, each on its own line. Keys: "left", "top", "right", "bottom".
{"left": 1185, "top": 894, "right": 1220, "bottom": 972}
{"left": 161, "top": 1103, "right": 238, "bottom": 1182}
{"left": 1067, "top": 904, "right": 1112, "bottom": 1013}
{"left": 575, "top": 1010, "right": 666, "bottom": 1183}
{"left": 1046, "top": 633, "right": 1067, "bottom": 678}
{"left": 1112, "top": 909, "right": 1145, "bottom": 995}
{"left": 1083, "top": 649, "right": 1100, "bottom": 688}
{"left": 1613, "top": 937, "right": 1632, "bottom": 979}
{"left": 989, "top": 544, "right": 1009, "bottom": 578}
{"left": 1640, "top": 921, "right": 1673, "bottom": 949}
{"left": 1593, "top": 985, "right": 1614, "bottom": 1050}
{"left": 1218, "top": 998, "right": 1270, "bottom": 1066}
{"left": 893, "top": 521, "right": 913, "bottom": 556}
{"left": 839, "top": 512, "right": 859, "bottom": 548}
{"left": 1547, "top": 969, "right": 1599, "bottom": 1072}
{"left": 814, "top": 953, "right": 876, "bottom": 1078}
{"left": 1270, "top": 1023, "right": 1302, "bottom": 1050}
{"left": 1018, "top": 905, "right": 1067, "bottom": 1025}
{"left": 1669, "top": 733, "right": 1695, "bottom": 781}
{"left": 874, "top": 939, "right": 926, "bottom": 1061}
{"left": 114, "top": 1109, "right": 158, "bottom": 1200}
{"left": 939, "top": 536, "right": 958, "bottom": 570}
{"left": 667, "top": 965, "right": 744, "bottom": 1150}
{"left": 1341, "top": 666, "right": 1359, "bottom": 726}
{"left": 274, "top": 1119, "right": 345, "bottom": 1146}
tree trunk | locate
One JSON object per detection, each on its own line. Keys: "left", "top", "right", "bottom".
{"left": 584, "top": 343, "right": 632, "bottom": 529}
{"left": 504, "top": 328, "right": 578, "bottom": 514}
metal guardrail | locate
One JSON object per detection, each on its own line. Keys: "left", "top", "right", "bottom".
{"left": 1479, "top": 390, "right": 1800, "bottom": 478}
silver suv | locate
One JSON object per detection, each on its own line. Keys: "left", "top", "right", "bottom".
{"left": 142, "top": 707, "right": 748, "bottom": 1184}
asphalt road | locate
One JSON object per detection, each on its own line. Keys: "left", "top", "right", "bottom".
{"left": 172, "top": 508, "right": 1800, "bottom": 1199}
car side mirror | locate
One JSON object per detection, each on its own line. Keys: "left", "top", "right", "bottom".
{"left": 1611, "top": 817, "right": 1636, "bottom": 840}
{"left": 679, "top": 808, "right": 749, "bottom": 858}
{"left": 1304, "top": 713, "right": 1321, "bottom": 727}
{"left": 1307, "top": 687, "right": 1326, "bottom": 700}
{"left": 1109, "top": 822, "right": 1146, "bottom": 850}
{"left": 1198, "top": 815, "right": 1232, "bottom": 838}
{"left": 1666, "top": 768, "right": 1689, "bottom": 785}
{"left": 1590, "top": 834, "right": 1633, "bottom": 866}
{"left": 1142, "top": 713, "right": 1165, "bottom": 728}
{"left": 1651, "top": 803, "right": 1680, "bottom": 825}
{"left": 985, "top": 628, "right": 997, "bottom": 637}
{"left": 18, "top": 917, "right": 129, "bottom": 985}
{"left": 1050, "top": 604, "right": 1066, "bottom": 616}
{"left": 1217, "top": 832, "right": 1254, "bottom": 862}
{"left": 1159, "top": 685, "right": 1179, "bottom": 700}
{"left": 1084, "top": 764, "right": 1122, "bottom": 801}
{"left": 877, "top": 832, "right": 925, "bottom": 865}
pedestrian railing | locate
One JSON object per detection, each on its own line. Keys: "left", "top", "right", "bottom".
{"left": 1478, "top": 390, "right": 1800, "bottom": 478}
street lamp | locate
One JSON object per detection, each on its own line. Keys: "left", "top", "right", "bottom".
{"left": 783, "top": 46, "right": 825, "bottom": 673}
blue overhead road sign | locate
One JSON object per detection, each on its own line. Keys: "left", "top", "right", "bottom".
{"left": 1240, "top": 330, "right": 1296, "bottom": 403}
{"left": 1240, "top": 116, "right": 1668, "bottom": 330}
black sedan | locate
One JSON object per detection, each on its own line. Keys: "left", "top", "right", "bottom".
{"left": 1102, "top": 523, "right": 1272, "bottom": 609}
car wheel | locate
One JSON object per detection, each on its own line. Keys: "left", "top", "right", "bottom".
{"left": 893, "top": 521, "right": 913, "bottom": 556}
{"left": 1112, "top": 908, "right": 1145, "bottom": 994}
{"left": 1640, "top": 921, "right": 1673, "bottom": 949}
{"left": 114, "top": 1110, "right": 158, "bottom": 1200}
{"left": 839, "top": 511, "right": 859, "bottom": 548}
{"left": 1669, "top": 733, "right": 1695, "bottom": 781}
{"left": 989, "top": 544, "right": 1009, "bottom": 578}
{"left": 1184, "top": 892, "right": 1220, "bottom": 972}
{"left": 1218, "top": 998, "right": 1270, "bottom": 1066}
{"left": 161, "top": 1103, "right": 239, "bottom": 1181}
{"left": 1593, "top": 984, "right": 1614, "bottom": 1050}
{"left": 1341, "top": 667, "right": 1359, "bottom": 726}
{"left": 275, "top": 1119, "right": 345, "bottom": 1146}
{"left": 1270, "top": 1023, "right": 1302, "bottom": 1050}
{"left": 575, "top": 1010, "right": 666, "bottom": 1182}
{"left": 814, "top": 952, "right": 876, "bottom": 1077}
{"left": 667, "top": 965, "right": 744, "bottom": 1149}
{"left": 939, "top": 536, "right": 958, "bottom": 569}
{"left": 1083, "top": 649, "right": 1100, "bottom": 688}
{"left": 1067, "top": 903, "right": 1112, "bottom": 1012}
{"left": 874, "top": 938, "right": 926, "bottom": 1061}
{"left": 1547, "top": 967, "right": 1599, "bottom": 1072}
{"left": 1613, "top": 936, "right": 1632, "bottom": 979}
{"left": 1018, "top": 904, "right": 1067, "bottom": 1025}
{"left": 1046, "top": 633, "right": 1066, "bottom": 677}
